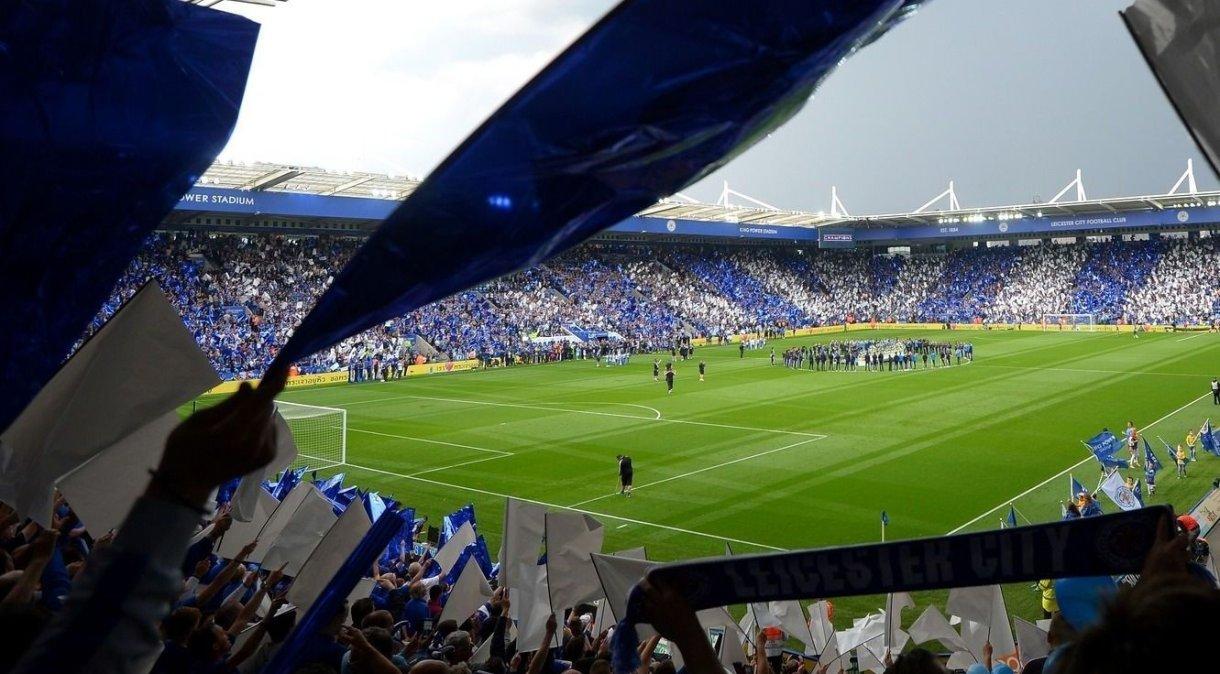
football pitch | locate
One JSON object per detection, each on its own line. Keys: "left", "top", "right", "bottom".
{"left": 268, "top": 328, "right": 1220, "bottom": 622}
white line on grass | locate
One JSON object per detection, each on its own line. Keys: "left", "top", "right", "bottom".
{"left": 1176, "top": 333, "right": 1208, "bottom": 342}
{"left": 566, "top": 436, "right": 825, "bottom": 508}
{"left": 529, "top": 401, "right": 663, "bottom": 420}
{"left": 945, "top": 390, "right": 1212, "bottom": 534}
{"left": 342, "top": 393, "right": 826, "bottom": 439}
{"left": 341, "top": 460, "right": 786, "bottom": 551}
{"left": 415, "top": 454, "right": 514, "bottom": 476}
{"left": 347, "top": 427, "right": 512, "bottom": 456}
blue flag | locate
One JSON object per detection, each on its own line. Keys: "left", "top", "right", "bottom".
{"left": 1159, "top": 437, "right": 1179, "bottom": 465}
{"left": 1133, "top": 479, "right": 1144, "bottom": 506}
{"left": 1143, "top": 437, "right": 1162, "bottom": 474}
{"left": 1089, "top": 445, "right": 1130, "bottom": 470}
{"left": 271, "top": 0, "right": 920, "bottom": 369}
{"left": 1201, "top": 420, "right": 1219, "bottom": 456}
{"left": 1085, "top": 430, "right": 1120, "bottom": 457}
{"left": 440, "top": 504, "right": 477, "bottom": 548}
{"left": 881, "top": 510, "right": 890, "bottom": 526}
{"left": 1004, "top": 505, "right": 1018, "bottom": 529}
{"left": 0, "top": 0, "right": 258, "bottom": 431}
{"left": 1070, "top": 475, "right": 1087, "bottom": 501}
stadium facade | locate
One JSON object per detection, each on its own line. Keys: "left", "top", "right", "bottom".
{"left": 173, "top": 161, "right": 1220, "bottom": 248}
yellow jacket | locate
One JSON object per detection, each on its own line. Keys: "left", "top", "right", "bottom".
{"left": 1038, "top": 580, "right": 1058, "bottom": 613}
{"left": 1187, "top": 432, "right": 1198, "bottom": 446}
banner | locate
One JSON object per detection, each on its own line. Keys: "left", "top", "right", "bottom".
{"left": 271, "top": 0, "right": 921, "bottom": 369}
{"left": 207, "top": 370, "right": 350, "bottom": 395}
{"left": 406, "top": 359, "right": 480, "bottom": 377}
{"left": 612, "top": 507, "right": 1169, "bottom": 672}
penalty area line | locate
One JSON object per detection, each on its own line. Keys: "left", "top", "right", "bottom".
{"left": 945, "top": 390, "right": 1212, "bottom": 535}
{"left": 340, "top": 460, "right": 786, "bottom": 551}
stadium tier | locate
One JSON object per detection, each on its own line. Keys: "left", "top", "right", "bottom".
{"left": 90, "top": 231, "right": 1220, "bottom": 379}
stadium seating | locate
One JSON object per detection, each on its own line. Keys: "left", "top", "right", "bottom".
{"left": 84, "top": 233, "right": 1220, "bottom": 380}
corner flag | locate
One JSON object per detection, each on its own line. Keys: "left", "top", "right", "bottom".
{"left": 1004, "top": 505, "right": 1018, "bottom": 529}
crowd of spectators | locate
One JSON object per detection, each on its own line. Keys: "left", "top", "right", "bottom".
{"left": 87, "top": 233, "right": 1220, "bottom": 381}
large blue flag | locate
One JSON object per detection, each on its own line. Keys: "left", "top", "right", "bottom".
{"left": 1085, "top": 430, "right": 1121, "bottom": 457}
{"left": 1143, "top": 437, "right": 1162, "bottom": 474}
{"left": 1158, "top": 436, "right": 1180, "bottom": 465}
{"left": 271, "top": 0, "right": 921, "bottom": 369}
{"left": 0, "top": 0, "right": 258, "bottom": 431}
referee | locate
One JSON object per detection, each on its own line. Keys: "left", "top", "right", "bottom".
{"left": 617, "top": 454, "right": 633, "bottom": 497}
{"left": 1212, "top": 377, "right": 1219, "bottom": 405}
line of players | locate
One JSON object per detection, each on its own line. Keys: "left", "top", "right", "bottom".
{"left": 774, "top": 339, "right": 974, "bottom": 371}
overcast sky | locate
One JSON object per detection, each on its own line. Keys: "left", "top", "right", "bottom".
{"left": 220, "top": 0, "right": 1216, "bottom": 215}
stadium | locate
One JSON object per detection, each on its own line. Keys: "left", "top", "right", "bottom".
{"left": 3, "top": 1, "right": 1220, "bottom": 674}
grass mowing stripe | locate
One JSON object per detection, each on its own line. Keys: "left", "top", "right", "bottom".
{"left": 339, "top": 461, "right": 786, "bottom": 551}
{"left": 946, "top": 389, "right": 1213, "bottom": 534}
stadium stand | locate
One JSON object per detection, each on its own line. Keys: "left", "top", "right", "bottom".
{"left": 84, "top": 233, "right": 1220, "bottom": 381}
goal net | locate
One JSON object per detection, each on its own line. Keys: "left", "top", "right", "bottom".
{"left": 276, "top": 401, "right": 346, "bottom": 468}
{"left": 1042, "top": 313, "right": 1096, "bottom": 331}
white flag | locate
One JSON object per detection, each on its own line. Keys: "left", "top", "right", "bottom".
{"left": 515, "top": 563, "right": 563, "bottom": 650}
{"left": 1123, "top": 0, "right": 1220, "bottom": 175}
{"left": 287, "top": 500, "right": 372, "bottom": 616}
{"left": 232, "top": 412, "right": 298, "bottom": 523}
{"left": 806, "top": 600, "right": 835, "bottom": 656}
{"left": 218, "top": 487, "right": 280, "bottom": 559}
{"left": 56, "top": 412, "right": 179, "bottom": 536}
{"left": 959, "top": 586, "right": 1018, "bottom": 671}
{"left": 590, "top": 552, "right": 656, "bottom": 626}
{"left": 719, "top": 620, "right": 747, "bottom": 671}
{"left": 257, "top": 484, "right": 337, "bottom": 574}
{"left": 438, "top": 559, "right": 493, "bottom": 624}
{"left": 0, "top": 283, "right": 219, "bottom": 524}
{"left": 544, "top": 511, "right": 604, "bottom": 611}
{"left": 769, "top": 600, "right": 815, "bottom": 649}
{"left": 907, "top": 605, "right": 968, "bottom": 652}
{"left": 1013, "top": 616, "right": 1050, "bottom": 667}
{"left": 1099, "top": 471, "right": 1142, "bottom": 511}
{"left": 835, "top": 613, "right": 883, "bottom": 653}
{"left": 817, "top": 633, "right": 843, "bottom": 674}
{"left": 883, "top": 592, "right": 914, "bottom": 651}
{"left": 500, "top": 497, "right": 545, "bottom": 619}
{"left": 434, "top": 521, "right": 477, "bottom": 576}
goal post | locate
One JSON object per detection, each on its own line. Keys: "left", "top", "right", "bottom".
{"left": 275, "top": 401, "right": 347, "bottom": 468}
{"left": 1042, "top": 313, "right": 1097, "bottom": 332}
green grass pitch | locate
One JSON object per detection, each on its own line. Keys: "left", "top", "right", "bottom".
{"left": 262, "top": 328, "right": 1220, "bottom": 628}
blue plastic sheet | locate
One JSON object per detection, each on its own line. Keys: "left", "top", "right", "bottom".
{"left": 0, "top": 0, "right": 258, "bottom": 431}
{"left": 274, "top": 0, "right": 927, "bottom": 368}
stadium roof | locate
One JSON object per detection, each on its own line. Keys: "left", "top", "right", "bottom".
{"left": 197, "top": 160, "right": 1220, "bottom": 230}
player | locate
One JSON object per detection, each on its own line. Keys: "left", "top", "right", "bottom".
{"left": 617, "top": 454, "right": 633, "bottom": 497}
{"left": 698, "top": 359, "right": 706, "bottom": 382}
{"left": 769, "top": 348, "right": 776, "bottom": 366}
{"left": 652, "top": 358, "right": 660, "bottom": 382}
{"left": 739, "top": 341, "right": 745, "bottom": 359}
{"left": 1124, "top": 421, "right": 1139, "bottom": 468}
{"left": 665, "top": 363, "right": 675, "bottom": 394}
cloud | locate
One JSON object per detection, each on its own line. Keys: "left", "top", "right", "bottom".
{"left": 220, "top": 0, "right": 609, "bottom": 176}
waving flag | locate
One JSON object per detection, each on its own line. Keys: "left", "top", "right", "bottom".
{"left": 1201, "top": 420, "right": 1219, "bottom": 456}
{"left": 1084, "top": 432, "right": 1128, "bottom": 470}
{"left": 1099, "top": 472, "right": 1141, "bottom": 512}
{"left": 881, "top": 511, "right": 890, "bottom": 527}
{"left": 1143, "top": 437, "right": 1162, "bottom": 474}
{"left": 271, "top": 0, "right": 924, "bottom": 369}
{"left": 1133, "top": 479, "right": 1144, "bottom": 506}
{"left": 1070, "top": 475, "right": 1087, "bottom": 501}
{"left": 1158, "top": 436, "right": 1179, "bottom": 465}
{"left": 0, "top": 0, "right": 257, "bottom": 432}
{"left": 1004, "top": 505, "right": 1018, "bottom": 529}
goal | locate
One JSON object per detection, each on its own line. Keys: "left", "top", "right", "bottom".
{"left": 276, "top": 401, "right": 346, "bottom": 468}
{"left": 1042, "top": 313, "right": 1097, "bottom": 332}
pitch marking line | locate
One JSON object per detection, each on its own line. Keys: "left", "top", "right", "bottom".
{"left": 342, "top": 393, "right": 826, "bottom": 439}
{"left": 946, "top": 390, "right": 1212, "bottom": 534}
{"left": 347, "top": 427, "right": 512, "bottom": 456}
{"left": 1176, "top": 333, "right": 1209, "bottom": 342}
{"left": 529, "top": 401, "right": 663, "bottom": 420}
{"left": 566, "top": 436, "right": 825, "bottom": 508}
{"left": 340, "top": 460, "right": 785, "bottom": 551}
